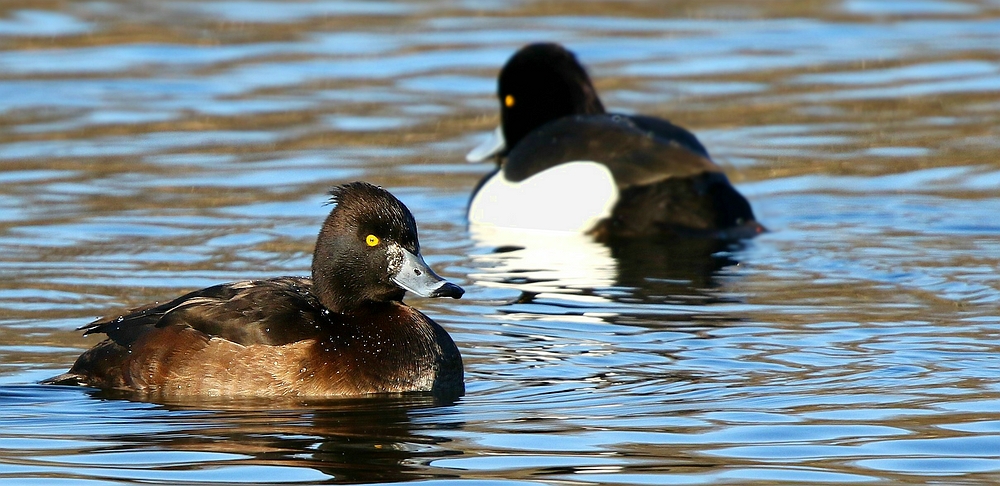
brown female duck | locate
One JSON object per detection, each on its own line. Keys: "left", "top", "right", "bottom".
{"left": 45, "top": 182, "right": 465, "bottom": 398}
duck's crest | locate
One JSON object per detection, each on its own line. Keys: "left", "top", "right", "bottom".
{"left": 328, "top": 181, "right": 384, "bottom": 206}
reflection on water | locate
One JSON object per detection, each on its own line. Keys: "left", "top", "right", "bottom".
{"left": 110, "top": 392, "right": 462, "bottom": 484}
{"left": 2, "top": 0, "right": 1000, "bottom": 484}
{"left": 470, "top": 227, "right": 619, "bottom": 293}
{"left": 470, "top": 225, "right": 745, "bottom": 313}
{"left": 2, "top": 385, "right": 462, "bottom": 484}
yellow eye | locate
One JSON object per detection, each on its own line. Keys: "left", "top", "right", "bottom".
{"left": 504, "top": 94, "right": 515, "bottom": 108}
{"left": 366, "top": 234, "right": 380, "bottom": 247}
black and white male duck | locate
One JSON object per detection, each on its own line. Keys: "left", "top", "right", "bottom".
{"left": 467, "top": 42, "right": 763, "bottom": 240}
{"left": 44, "top": 182, "right": 465, "bottom": 398}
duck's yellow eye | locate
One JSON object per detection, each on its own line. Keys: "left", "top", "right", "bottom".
{"left": 365, "top": 234, "right": 380, "bottom": 247}
{"left": 504, "top": 94, "right": 515, "bottom": 108}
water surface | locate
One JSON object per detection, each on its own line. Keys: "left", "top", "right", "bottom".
{"left": 2, "top": 0, "right": 1000, "bottom": 484}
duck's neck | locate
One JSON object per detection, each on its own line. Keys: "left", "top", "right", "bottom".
{"left": 311, "top": 276, "right": 405, "bottom": 316}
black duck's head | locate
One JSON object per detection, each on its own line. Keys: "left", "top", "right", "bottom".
{"left": 497, "top": 42, "right": 606, "bottom": 151}
{"left": 312, "top": 182, "right": 464, "bottom": 313}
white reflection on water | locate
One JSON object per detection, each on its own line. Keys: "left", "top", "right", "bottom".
{"left": 470, "top": 226, "right": 618, "bottom": 295}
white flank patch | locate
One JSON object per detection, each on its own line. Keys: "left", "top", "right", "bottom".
{"left": 468, "top": 161, "right": 618, "bottom": 233}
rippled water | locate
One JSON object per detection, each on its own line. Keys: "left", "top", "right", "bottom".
{"left": 2, "top": 0, "right": 1000, "bottom": 484}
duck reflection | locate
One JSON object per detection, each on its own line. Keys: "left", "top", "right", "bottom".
{"left": 90, "top": 389, "right": 462, "bottom": 483}
{"left": 469, "top": 225, "right": 746, "bottom": 308}
{"left": 608, "top": 235, "right": 745, "bottom": 305}
{"left": 469, "top": 226, "right": 618, "bottom": 295}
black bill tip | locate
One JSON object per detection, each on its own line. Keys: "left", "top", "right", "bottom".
{"left": 431, "top": 281, "right": 465, "bottom": 299}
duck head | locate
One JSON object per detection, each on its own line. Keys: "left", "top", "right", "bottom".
{"left": 312, "top": 182, "right": 464, "bottom": 313}
{"left": 468, "top": 43, "right": 606, "bottom": 162}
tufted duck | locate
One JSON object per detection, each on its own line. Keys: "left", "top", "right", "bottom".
{"left": 467, "top": 42, "right": 763, "bottom": 239}
{"left": 44, "top": 182, "right": 465, "bottom": 398}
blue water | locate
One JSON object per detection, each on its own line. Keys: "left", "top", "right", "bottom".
{"left": 2, "top": 0, "right": 1000, "bottom": 484}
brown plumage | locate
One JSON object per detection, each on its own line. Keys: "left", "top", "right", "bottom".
{"left": 44, "top": 182, "right": 465, "bottom": 399}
